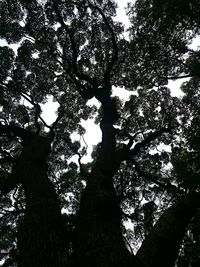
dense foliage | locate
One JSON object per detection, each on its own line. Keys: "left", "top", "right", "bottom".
{"left": 0, "top": 0, "right": 200, "bottom": 266}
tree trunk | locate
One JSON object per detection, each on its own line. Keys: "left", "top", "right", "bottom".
{"left": 137, "top": 193, "right": 200, "bottom": 267}
{"left": 15, "top": 136, "right": 68, "bottom": 267}
{"left": 73, "top": 122, "right": 142, "bottom": 267}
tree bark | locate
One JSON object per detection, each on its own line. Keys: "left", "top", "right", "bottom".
{"left": 73, "top": 120, "right": 142, "bottom": 266}
{"left": 14, "top": 135, "right": 68, "bottom": 267}
{"left": 137, "top": 193, "right": 200, "bottom": 267}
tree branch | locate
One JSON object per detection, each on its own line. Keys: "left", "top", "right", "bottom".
{"left": 160, "top": 74, "right": 195, "bottom": 81}
{"left": 131, "top": 159, "right": 182, "bottom": 195}
{"left": 117, "top": 127, "right": 171, "bottom": 164}
{"left": 87, "top": 1, "right": 118, "bottom": 85}
{"left": 52, "top": 0, "right": 95, "bottom": 86}
{"left": 2, "top": 81, "right": 51, "bottom": 130}
{"left": 131, "top": 127, "right": 170, "bottom": 157}
{"left": 48, "top": 106, "right": 65, "bottom": 141}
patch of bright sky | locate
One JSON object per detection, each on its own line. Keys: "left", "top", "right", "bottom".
{"left": 115, "top": 0, "right": 130, "bottom": 32}
{"left": 168, "top": 79, "right": 186, "bottom": 98}
{"left": 188, "top": 35, "right": 200, "bottom": 50}
{"left": 40, "top": 96, "right": 60, "bottom": 125}
{"left": 0, "top": 39, "right": 19, "bottom": 54}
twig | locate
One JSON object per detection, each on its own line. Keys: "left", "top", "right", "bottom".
{"left": 130, "top": 127, "right": 170, "bottom": 157}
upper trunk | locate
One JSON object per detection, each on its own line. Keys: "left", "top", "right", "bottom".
{"left": 14, "top": 136, "right": 68, "bottom": 267}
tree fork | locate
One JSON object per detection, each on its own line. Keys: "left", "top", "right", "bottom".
{"left": 73, "top": 91, "right": 143, "bottom": 266}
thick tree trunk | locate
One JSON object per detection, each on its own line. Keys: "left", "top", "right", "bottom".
{"left": 73, "top": 162, "right": 132, "bottom": 266}
{"left": 14, "top": 136, "right": 68, "bottom": 267}
{"left": 137, "top": 193, "right": 200, "bottom": 267}
{"left": 73, "top": 122, "right": 142, "bottom": 267}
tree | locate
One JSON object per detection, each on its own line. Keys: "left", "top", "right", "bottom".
{"left": 0, "top": 0, "right": 200, "bottom": 266}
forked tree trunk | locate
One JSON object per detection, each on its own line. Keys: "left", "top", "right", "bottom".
{"left": 137, "top": 193, "right": 200, "bottom": 267}
{"left": 14, "top": 136, "right": 68, "bottom": 267}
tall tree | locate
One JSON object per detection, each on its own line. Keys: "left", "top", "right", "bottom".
{"left": 0, "top": 0, "right": 200, "bottom": 266}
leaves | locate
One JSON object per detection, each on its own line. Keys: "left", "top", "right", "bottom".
{"left": 0, "top": 0, "right": 200, "bottom": 265}
{"left": 0, "top": 46, "right": 15, "bottom": 82}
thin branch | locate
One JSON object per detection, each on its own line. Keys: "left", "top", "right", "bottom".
{"left": 81, "top": 134, "right": 88, "bottom": 151}
{"left": 131, "top": 159, "right": 182, "bottom": 194}
{"left": 2, "top": 81, "right": 51, "bottom": 130}
{"left": 40, "top": 41, "right": 91, "bottom": 98}
{"left": 52, "top": 0, "right": 94, "bottom": 86}
{"left": 48, "top": 107, "right": 65, "bottom": 141}
{"left": 160, "top": 74, "right": 195, "bottom": 81}
{"left": 63, "top": 134, "right": 89, "bottom": 180}
{"left": 130, "top": 127, "right": 170, "bottom": 157}
{"left": 52, "top": 0, "right": 119, "bottom": 102}
{"left": 120, "top": 131, "right": 143, "bottom": 149}
{"left": 123, "top": 235, "right": 134, "bottom": 255}
{"left": 17, "top": 92, "right": 50, "bottom": 130}
{"left": 87, "top": 1, "right": 118, "bottom": 85}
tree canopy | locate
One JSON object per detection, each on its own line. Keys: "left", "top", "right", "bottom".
{"left": 0, "top": 0, "right": 200, "bottom": 266}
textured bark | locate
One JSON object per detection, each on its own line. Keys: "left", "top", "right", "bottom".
{"left": 137, "top": 193, "right": 200, "bottom": 267}
{"left": 14, "top": 136, "right": 68, "bottom": 267}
